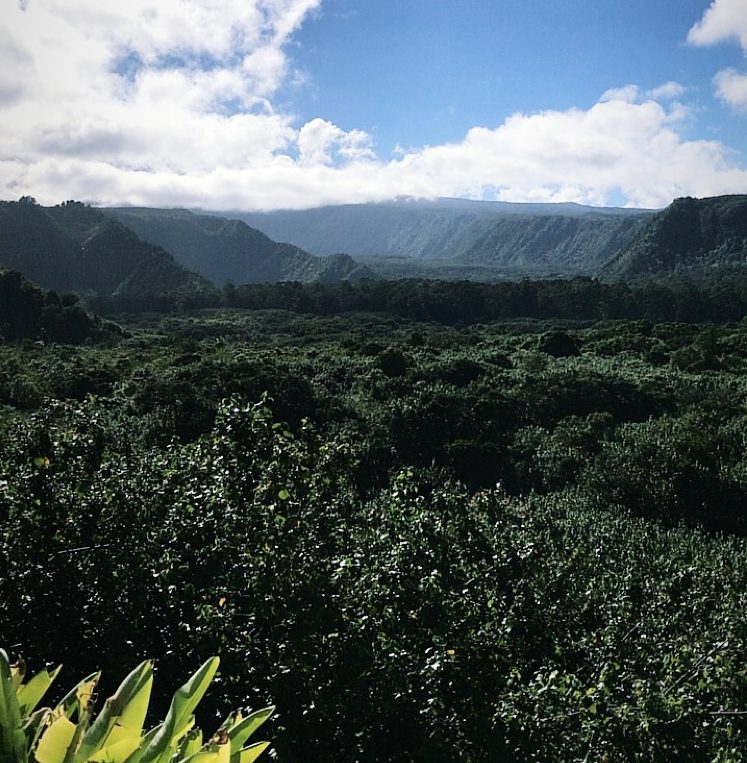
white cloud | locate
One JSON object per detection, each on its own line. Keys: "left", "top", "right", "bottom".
{"left": 687, "top": 0, "right": 747, "bottom": 49}
{"left": 601, "top": 82, "right": 687, "bottom": 105}
{"left": 647, "top": 81, "right": 687, "bottom": 100}
{"left": 600, "top": 85, "right": 640, "bottom": 104}
{"left": 714, "top": 68, "right": 747, "bottom": 109}
{"left": 689, "top": 0, "right": 747, "bottom": 109}
{"left": 297, "top": 118, "right": 373, "bottom": 166}
{"left": 0, "top": 0, "right": 746, "bottom": 211}
{"left": 0, "top": 25, "right": 34, "bottom": 106}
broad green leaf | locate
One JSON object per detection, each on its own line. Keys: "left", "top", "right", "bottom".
{"left": 78, "top": 660, "right": 153, "bottom": 758}
{"left": 24, "top": 708, "right": 52, "bottom": 757}
{"left": 86, "top": 736, "right": 141, "bottom": 763}
{"left": 10, "top": 659, "right": 25, "bottom": 690}
{"left": 176, "top": 728, "right": 202, "bottom": 759}
{"left": 0, "top": 649, "right": 27, "bottom": 763}
{"left": 17, "top": 666, "right": 62, "bottom": 716}
{"left": 108, "top": 662, "right": 152, "bottom": 744}
{"left": 132, "top": 657, "right": 219, "bottom": 763}
{"left": 117, "top": 725, "right": 160, "bottom": 763}
{"left": 180, "top": 737, "right": 230, "bottom": 763}
{"left": 233, "top": 742, "right": 270, "bottom": 763}
{"left": 54, "top": 673, "right": 100, "bottom": 721}
{"left": 225, "top": 708, "right": 274, "bottom": 753}
{"left": 34, "top": 715, "right": 77, "bottom": 763}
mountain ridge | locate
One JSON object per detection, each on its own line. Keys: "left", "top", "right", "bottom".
{"left": 0, "top": 199, "right": 210, "bottom": 309}
{"left": 602, "top": 195, "right": 747, "bottom": 281}
{"left": 227, "top": 198, "right": 652, "bottom": 276}
{"left": 104, "top": 207, "right": 374, "bottom": 285}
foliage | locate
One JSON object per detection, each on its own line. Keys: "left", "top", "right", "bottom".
{"left": 0, "top": 650, "right": 273, "bottom": 763}
{"left": 3, "top": 308, "right": 747, "bottom": 760}
{"left": 0, "top": 269, "right": 113, "bottom": 344}
{"left": 233, "top": 198, "right": 648, "bottom": 279}
{"left": 604, "top": 194, "right": 747, "bottom": 280}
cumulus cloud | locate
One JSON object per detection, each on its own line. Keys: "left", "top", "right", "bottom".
{"left": 687, "top": 0, "right": 747, "bottom": 49}
{"left": 297, "top": 118, "right": 373, "bottom": 166}
{"left": 1, "top": 0, "right": 746, "bottom": 210}
{"left": 714, "top": 68, "right": 747, "bottom": 109}
{"left": 647, "top": 81, "right": 687, "bottom": 100}
{"left": 689, "top": 0, "right": 747, "bottom": 109}
{"left": 600, "top": 85, "right": 640, "bottom": 104}
{"left": 0, "top": 25, "right": 33, "bottom": 106}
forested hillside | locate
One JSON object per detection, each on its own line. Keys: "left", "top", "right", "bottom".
{"left": 603, "top": 194, "right": 747, "bottom": 280}
{"left": 0, "top": 198, "right": 213, "bottom": 311}
{"left": 105, "top": 207, "right": 373, "bottom": 285}
{"left": 454, "top": 212, "right": 646, "bottom": 276}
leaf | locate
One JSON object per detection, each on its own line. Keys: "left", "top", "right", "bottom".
{"left": 133, "top": 657, "right": 219, "bottom": 763}
{"left": 54, "top": 673, "right": 100, "bottom": 721}
{"left": 77, "top": 660, "right": 153, "bottom": 759}
{"left": 23, "top": 707, "right": 52, "bottom": 755}
{"left": 86, "top": 736, "right": 141, "bottom": 763}
{"left": 177, "top": 728, "right": 203, "bottom": 759}
{"left": 34, "top": 714, "right": 77, "bottom": 763}
{"left": 225, "top": 707, "right": 274, "bottom": 753}
{"left": 10, "top": 659, "right": 25, "bottom": 690}
{"left": 0, "top": 649, "right": 28, "bottom": 763}
{"left": 17, "top": 665, "right": 62, "bottom": 716}
{"left": 233, "top": 741, "right": 270, "bottom": 763}
{"left": 118, "top": 725, "right": 160, "bottom": 763}
{"left": 181, "top": 734, "right": 230, "bottom": 763}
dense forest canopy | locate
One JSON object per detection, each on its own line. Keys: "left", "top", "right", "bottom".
{"left": 3, "top": 303, "right": 747, "bottom": 760}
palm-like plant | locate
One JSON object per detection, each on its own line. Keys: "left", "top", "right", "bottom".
{"left": 0, "top": 649, "right": 273, "bottom": 763}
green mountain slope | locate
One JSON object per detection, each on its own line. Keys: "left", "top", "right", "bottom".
{"left": 602, "top": 195, "right": 747, "bottom": 281}
{"left": 456, "top": 213, "right": 647, "bottom": 276}
{"left": 0, "top": 199, "right": 211, "bottom": 307}
{"left": 105, "top": 207, "right": 374, "bottom": 285}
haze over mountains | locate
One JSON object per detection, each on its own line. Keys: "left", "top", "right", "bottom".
{"left": 234, "top": 198, "right": 653, "bottom": 280}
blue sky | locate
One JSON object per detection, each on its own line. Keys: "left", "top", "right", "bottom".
{"left": 289, "top": 0, "right": 745, "bottom": 154}
{"left": 1, "top": 0, "right": 746, "bottom": 210}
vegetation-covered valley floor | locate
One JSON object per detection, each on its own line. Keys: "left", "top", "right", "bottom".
{"left": 2, "top": 308, "right": 747, "bottom": 761}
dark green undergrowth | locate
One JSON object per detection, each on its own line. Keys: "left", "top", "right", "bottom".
{"left": 2, "top": 311, "right": 747, "bottom": 760}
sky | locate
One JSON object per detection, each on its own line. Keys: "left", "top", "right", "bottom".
{"left": 1, "top": 0, "right": 747, "bottom": 210}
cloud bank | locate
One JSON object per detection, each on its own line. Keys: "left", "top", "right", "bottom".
{"left": 689, "top": 0, "right": 747, "bottom": 110}
{"left": 0, "top": 0, "right": 746, "bottom": 210}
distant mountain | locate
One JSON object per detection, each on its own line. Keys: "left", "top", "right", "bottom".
{"left": 104, "top": 207, "right": 374, "bottom": 285}
{"left": 0, "top": 199, "right": 211, "bottom": 308}
{"left": 454, "top": 213, "right": 648, "bottom": 277}
{"left": 229, "top": 198, "right": 651, "bottom": 277}
{"left": 602, "top": 195, "right": 747, "bottom": 281}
